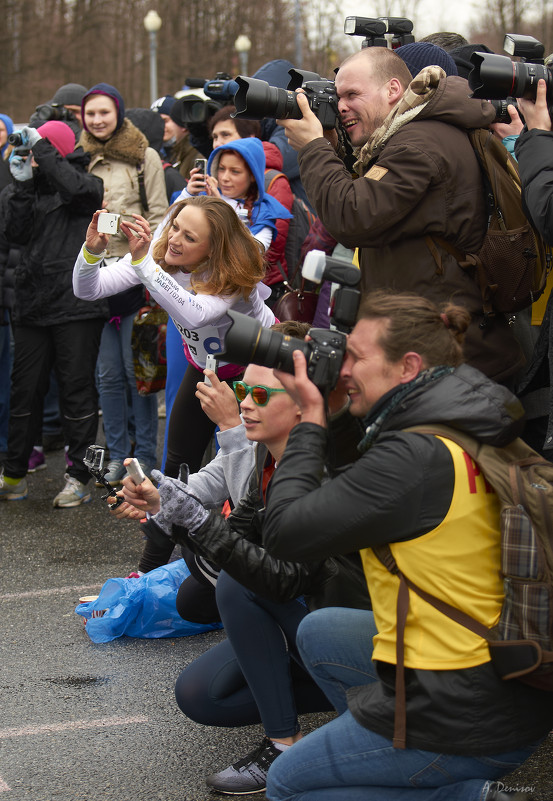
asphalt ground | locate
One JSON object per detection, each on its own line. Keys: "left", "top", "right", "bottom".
{"left": 1, "top": 417, "right": 553, "bottom": 801}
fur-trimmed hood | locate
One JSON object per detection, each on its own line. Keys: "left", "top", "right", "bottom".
{"left": 78, "top": 118, "right": 148, "bottom": 167}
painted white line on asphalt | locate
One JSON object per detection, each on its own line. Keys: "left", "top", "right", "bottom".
{"left": 0, "top": 715, "right": 149, "bottom": 739}
{"left": 0, "top": 584, "right": 103, "bottom": 601}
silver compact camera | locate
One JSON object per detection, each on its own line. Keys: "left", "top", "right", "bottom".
{"left": 97, "top": 212, "right": 121, "bottom": 234}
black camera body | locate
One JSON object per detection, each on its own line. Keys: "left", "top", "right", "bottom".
{"left": 469, "top": 35, "right": 553, "bottom": 119}
{"left": 219, "top": 252, "right": 361, "bottom": 393}
{"left": 233, "top": 68, "right": 338, "bottom": 130}
{"left": 221, "top": 312, "right": 347, "bottom": 391}
{"left": 490, "top": 97, "right": 519, "bottom": 123}
{"left": 29, "top": 103, "right": 77, "bottom": 126}
{"left": 7, "top": 131, "right": 27, "bottom": 147}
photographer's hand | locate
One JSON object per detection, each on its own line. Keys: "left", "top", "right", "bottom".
{"left": 490, "top": 104, "right": 524, "bottom": 140}
{"left": 187, "top": 166, "right": 208, "bottom": 195}
{"left": 85, "top": 210, "right": 110, "bottom": 255}
{"left": 119, "top": 466, "right": 161, "bottom": 514}
{"left": 108, "top": 494, "right": 145, "bottom": 520}
{"left": 277, "top": 92, "right": 325, "bottom": 151}
{"left": 120, "top": 214, "right": 153, "bottom": 262}
{"left": 275, "top": 350, "right": 327, "bottom": 427}
{"left": 204, "top": 175, "right": 219, "bottom": 197}
{"left": 195, "top": 371, "right": 241, "bottom": 430}
{"left": 9, "top": 153, "right": 33, "bottom": 182}
{"left": 518, "top": 80, "right": 552, "bottom": 131}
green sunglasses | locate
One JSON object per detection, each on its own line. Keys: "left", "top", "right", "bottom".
{"left": 233, "top": 380, "right": 287, "bottom": 407}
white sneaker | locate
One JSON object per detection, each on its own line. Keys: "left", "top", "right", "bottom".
{"left": 53, "top": 474, "right": 91, "bottom": 508}
{"left": 0, "top": 474, "right": 28, "bottom": 500}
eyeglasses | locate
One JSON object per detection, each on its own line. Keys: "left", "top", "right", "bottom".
{"left": 233, "top": 380, "right": 287, "bottom": 407}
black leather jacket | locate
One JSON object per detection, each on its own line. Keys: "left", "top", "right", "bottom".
{"left": 176, "top": 443, "right": 371, "bottom": 610}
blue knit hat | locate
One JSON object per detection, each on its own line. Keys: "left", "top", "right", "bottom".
{"left": 397, "top": 42, "right": 458, "bottom": 78}
{"left": 150, "top": 95, "right": 176, "bottom": 116}
{"left": 0, "top": 113, "right": 14, "bottom": 157}
{"left": 81, "top": 83, "right": 126, "bottom": 135}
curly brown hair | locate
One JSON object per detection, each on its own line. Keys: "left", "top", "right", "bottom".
{"left": 152, "top": 195, "right": 266, "bottom": 300}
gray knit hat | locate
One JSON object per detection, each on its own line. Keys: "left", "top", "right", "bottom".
{"left": 50, "top": 83, "right": 88, "bottom": 106}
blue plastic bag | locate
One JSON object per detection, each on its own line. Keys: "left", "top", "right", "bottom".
{"left": 75, "top": 559, "right": 222, "bottom": 643}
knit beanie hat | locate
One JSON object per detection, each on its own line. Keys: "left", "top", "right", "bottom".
{"left": 49, "top": 83, "right": 88, "bottom": 107}
{"left": 397, "top": 42, "right": 459, "bottom": 78}
{"left": 0, "top": 113, "right": 14, "bottom": 157}
{"left": 448, "top": 43, "right": 494, "bottom": 80}
{"left": 151, "top": 95, "right": 176, "bottom": 116}
{"left": 36, "top": 120, "right": 76, "bottom": 157}
{"left": 81, "top": 83, "right": 126, "bottom": 134}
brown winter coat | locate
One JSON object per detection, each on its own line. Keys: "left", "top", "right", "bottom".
{"left": 298, "top": 74, "right": 523, "bottom": 384}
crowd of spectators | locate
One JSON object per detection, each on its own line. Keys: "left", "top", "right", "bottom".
{"left": 2, "top": 28, "right": 553, "bottom": 801}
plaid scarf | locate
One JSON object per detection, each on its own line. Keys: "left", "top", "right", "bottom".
{"left": 354, "top": 65, "right": 445, "bottom": 175}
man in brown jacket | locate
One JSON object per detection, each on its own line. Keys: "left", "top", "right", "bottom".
{"left": 278, "top": 47, "right": 523, "bottom": 385}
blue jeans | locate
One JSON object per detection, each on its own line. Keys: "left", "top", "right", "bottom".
{"left": 97, "top": 313, "right": 158, "bottom": 465}
{"left": 266, "top": 607, "right": 539, "bottom": 801}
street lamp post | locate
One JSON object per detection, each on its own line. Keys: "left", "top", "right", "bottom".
{"left": 143, "top": 10, "right": 162, "bottom": 106}
{"left": 294, "top": 0, "right": 302, "bottom": 68}
{"left": 234, "top": 34, "right": 252, "bottom": 76}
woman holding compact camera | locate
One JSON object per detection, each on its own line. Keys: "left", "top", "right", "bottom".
{"left": 74, "top": 196, "right": 275, "bottom": 527}
{"left": 78, "top": 83, "right": 167, "bottom": 485}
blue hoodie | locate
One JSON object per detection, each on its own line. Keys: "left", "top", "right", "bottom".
{"left": 207, "top": 137, "right": 292, "bottom": 240}
{"left": 0, "top": 113, "right": 14, "bottom": 158}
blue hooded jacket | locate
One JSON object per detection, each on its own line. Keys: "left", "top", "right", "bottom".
{"left": 207, "top": 137, "right": 292, "bottom": 240}
{"left": 0, "top": 114, "right": 14, "bottom": 158}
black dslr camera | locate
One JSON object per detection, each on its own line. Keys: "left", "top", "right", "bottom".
{"left": 233, "top": 68, "right": 338, "bottom": 130}
{"left": 218, "top": 252, "right": 361, "bottom": 393}
{"left": 469, "top": 35, "right": 553, "bottom": 120}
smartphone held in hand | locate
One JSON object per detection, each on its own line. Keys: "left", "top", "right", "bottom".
{"left": 125, "top": 458, "right": 147, "bottom": 484}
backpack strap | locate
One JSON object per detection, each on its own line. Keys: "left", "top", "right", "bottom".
{"left": 137, "top": 162, "right": 149, "bottom": 213}
{"left": 424, "top": 236, "right": 495, "bottom": 318}
{"left": 264, "top": 168, "right": 286, "bottom": 195}
{"left": 373, "top": 424, "right": 553, "bottom": 748}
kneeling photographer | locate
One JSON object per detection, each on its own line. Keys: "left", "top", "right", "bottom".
{"left": 256, "top": 290, "right": 553, "bottom": 801}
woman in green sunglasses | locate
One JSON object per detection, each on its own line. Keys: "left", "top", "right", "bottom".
{"left": 117, "top": 327, "right": 370, "bottom": 796}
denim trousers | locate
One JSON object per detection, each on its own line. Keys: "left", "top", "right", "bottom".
{"left": 97, "top": 313, "right": 158, "bottom": 466}
{"left": 174, "top": 572, "right": 331, "bottom": 737}
{"left": 266, "top": 607, "right": 540, "bottom": 801}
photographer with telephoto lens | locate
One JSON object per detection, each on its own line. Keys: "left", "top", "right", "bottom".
{"left": 259, "top": 290, "right": 553, "bottom": 801}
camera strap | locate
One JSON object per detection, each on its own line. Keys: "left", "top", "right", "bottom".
{"left": 137, "top": 162, "right": 149, "bottom": 213}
